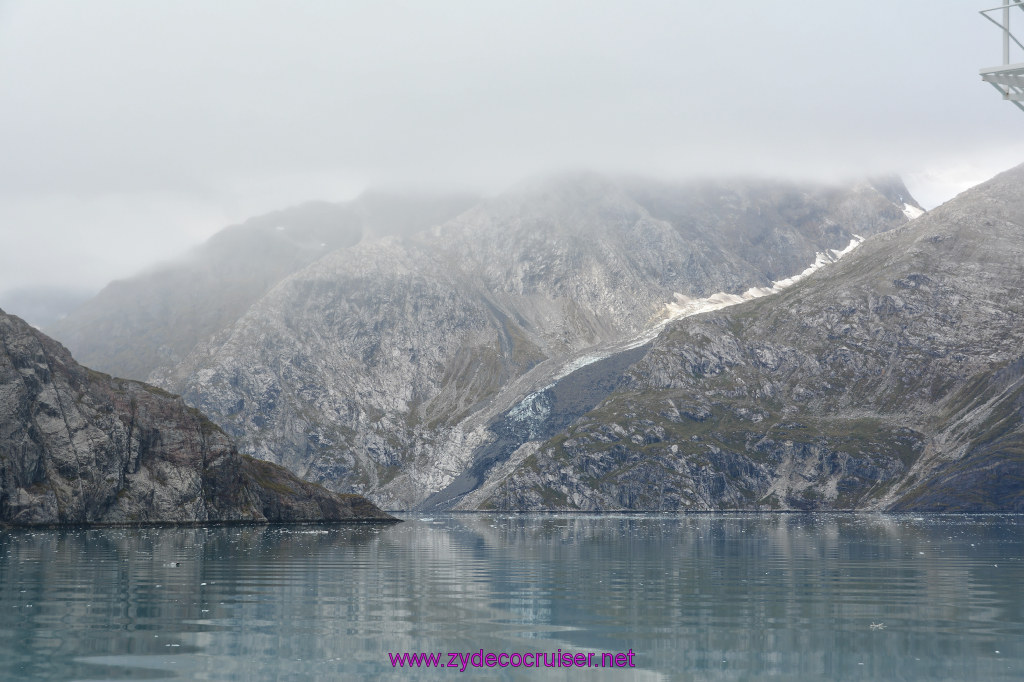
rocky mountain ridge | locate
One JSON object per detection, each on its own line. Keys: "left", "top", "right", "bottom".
{"left": 0, "top": 308, "right": 394, "bottom": 526}
{"left": 469, "top": 165, "right": 1024, "bottom": 511}
{"left": 107, "top": 173, "right": 918, "bottom": 509}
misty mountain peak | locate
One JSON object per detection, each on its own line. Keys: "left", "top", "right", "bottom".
{"left": 475, "top": 162, "right": 1024, "bottom": 512}
{"left": 45, "top": 173, "right": 917, "bottom": 508}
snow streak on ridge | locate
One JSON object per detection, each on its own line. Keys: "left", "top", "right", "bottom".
{"left": 902, "top": 203, "right": 924, "bottom": 220}
{"left": 509, "top": 236, "right": 867, "bottom": 426}
{"left": 662, "top": 235, "right": 864, "bottom": 323}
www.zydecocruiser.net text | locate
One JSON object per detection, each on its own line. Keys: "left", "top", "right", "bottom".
{"left": 389, "top": 649, "right": 637, "bottom": 671}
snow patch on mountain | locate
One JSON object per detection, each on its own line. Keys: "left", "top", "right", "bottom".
{"left": 903, "top": 203, "right": 924, "bottom": 220}
{"left": 663, "top": 235, "right": 864, "bottom": 322}
{"left": 525, "top": 235, "right": 868, "bottom": 401}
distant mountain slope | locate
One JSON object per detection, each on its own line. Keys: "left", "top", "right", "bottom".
{"left": 0, "top": 308, "right": 394, "bottom": 525}
{"left": 150, "top": 173, "right": 916, "bottom": 508}
{"left": 48, "top": 192, "right": 478, "bottom": 381}
{"left": 473, "top": 165, "right": 1024, "bottom": 511}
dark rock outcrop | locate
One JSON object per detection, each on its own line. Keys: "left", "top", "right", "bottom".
{"left": 0, "top": 308, "right": 394, "bottom": 526}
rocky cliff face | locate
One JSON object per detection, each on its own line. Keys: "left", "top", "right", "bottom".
{"left": 116, "top": 174, "right": 916, "bottom": 509}
{"left": 473, "top": 165, "right": 1024, "bottom": 512}
{"left": 0, "top": 309, "right": 394, "bottom": 526}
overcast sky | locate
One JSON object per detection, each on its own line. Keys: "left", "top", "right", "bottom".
{"left": 2, "top": 0, "right": 1023, "bottom": 297}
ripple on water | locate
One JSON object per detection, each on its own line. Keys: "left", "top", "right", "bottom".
{"left": 1, "top": 515, "right": 1022, "bottom": 680}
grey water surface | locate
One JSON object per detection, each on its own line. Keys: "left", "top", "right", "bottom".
{"left": 1, "top": 514, "right": 1021, "bottom": 680}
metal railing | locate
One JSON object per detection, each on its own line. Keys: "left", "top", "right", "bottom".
{"left": 980, "top": 1, "right": 1024, "bottom": 111}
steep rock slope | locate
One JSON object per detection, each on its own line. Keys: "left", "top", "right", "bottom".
{"left": 0, "top": 309, "right": 393, "bottom": 526}
{"left": 155, "top": 174, "right": 916, "bottom": 508}
{"left": 474, "top": 165, "right": 1024, "bottom": 511}
{"left": 49, "top": 193, "right": 478, "bottom": 381}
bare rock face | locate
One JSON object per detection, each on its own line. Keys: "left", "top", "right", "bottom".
{"left": 476, "top": 164, "right": 1024, "bottom": 512}
{"left": 144, "top": 175, "right": 916, "bottom": 509}
{"left": 0, "top": 309, "right": 394, "bottom": 526}
{"left": 43, "top": 174, "right": 919, "bottom": 509}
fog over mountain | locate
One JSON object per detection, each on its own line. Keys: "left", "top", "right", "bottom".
{"left": 48, "top": 192, "right": 478, "bottom": 380}
{"left": 46, "top": 172, "right": 920, "bottom": 509}
{"left": 3, "top": 2, "right": 1024, "bottom": 517}
{"left": 16, "top": 160, "right": 1024, "bottom": 514}
{"left": 1, "top": 1, "right": 1022, "bottom": 303}
{"left": 474, "top": 164, "right": 1024, "bottom": 512}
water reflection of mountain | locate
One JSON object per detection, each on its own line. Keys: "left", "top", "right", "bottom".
{"left": 1, "top": 515, "right": 1021, "bottom": 680}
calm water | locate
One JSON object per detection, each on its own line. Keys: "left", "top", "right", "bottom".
{"left": 1, "top": 514, "right": 1022, "bottom": 681}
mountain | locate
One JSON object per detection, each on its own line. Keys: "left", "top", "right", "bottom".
{"left": 93, "top": 173, "right": 916, "bottom": 509}
{"left": 0, "top": 308, "right": 394, "bottom": 526}
{"left": 469, "top": 165, "right": 1024, "bottom": 512}
{"left": 47, "top": 192, "right": 479, "bottom": 381}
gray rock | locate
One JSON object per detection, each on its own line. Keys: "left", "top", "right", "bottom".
{"left": 477, "top": 164, "right": 1024, "bottom": 511}
{"left": 139, "top": 174, "right": 914, "bottom": 508}
{"left": 0, "top": 309, "right": 395, "bottom": 526}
